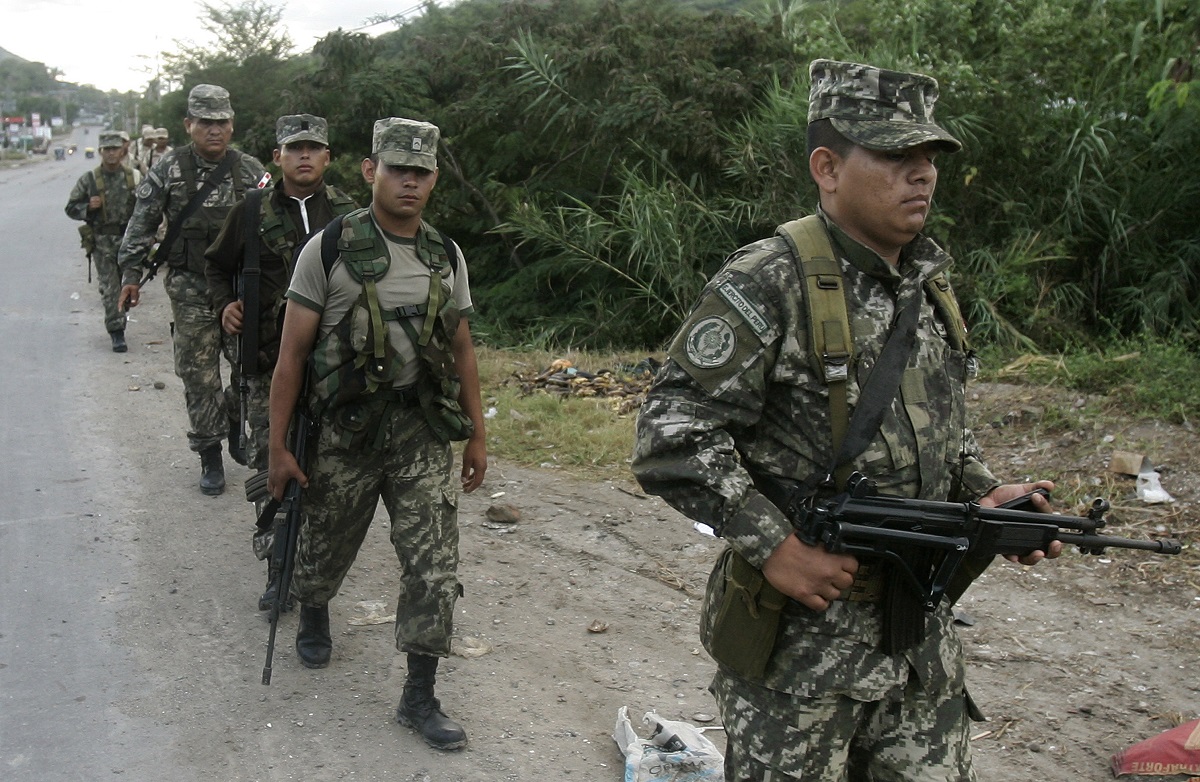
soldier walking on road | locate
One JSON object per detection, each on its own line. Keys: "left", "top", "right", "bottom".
{"left": 65, "top": 130, "right": 140, "bottom": 352}
{"left": 117, "top": 84, "right": 269, "bottom": 496}
{"left": 205, "top": 113, "right": 356, "bottom": 607}
{"left": 267, "top": 117, "right": 487, "bottom": 750}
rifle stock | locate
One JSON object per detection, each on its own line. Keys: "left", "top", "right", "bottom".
{"left": 777, "top": 472, "right": 1182, "bottom": 612}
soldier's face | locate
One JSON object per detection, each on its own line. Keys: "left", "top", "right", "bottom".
{"left": 100, "top": 146, "right": 124, "bottom": 169}
{"left": 821, "top": 142, "right": 940, "bottom": 259}
{"left": 274, "top": 141, "right": 330, "bottom": 190}
{"left": 185, "top": 117, "right": 233, "bottom": 161}
{"left": 362, "top": 158, "right": 438, "bottom": 232}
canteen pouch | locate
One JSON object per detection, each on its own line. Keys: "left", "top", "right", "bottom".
{"left": 701, "top": 547, "right": 787, "bottom": 681}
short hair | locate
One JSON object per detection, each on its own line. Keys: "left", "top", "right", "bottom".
{"left": 806, "top": 118, "right": 855, "bottom": 160}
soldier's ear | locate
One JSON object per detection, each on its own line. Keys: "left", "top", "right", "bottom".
{"left": 809, "top": 147, "right": 841, "bottom": 195}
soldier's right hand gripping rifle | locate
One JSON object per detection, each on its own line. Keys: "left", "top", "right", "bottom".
{"left": 245, "top": 368, "right": 315, "bottom": 686}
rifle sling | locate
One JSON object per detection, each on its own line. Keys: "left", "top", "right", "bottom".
{"left": 141, "top": 150, "right": 239, "bottom": 285}
{"left": 241, "top": 187, "right": 263, "bottom": 376}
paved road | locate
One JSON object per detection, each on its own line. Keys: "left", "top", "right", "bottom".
{"left": 0, "top": 129, "right": 183, "bottom": 778}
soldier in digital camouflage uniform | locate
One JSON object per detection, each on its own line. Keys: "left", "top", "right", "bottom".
{"left": 267, "top": 117, "right": 487, "bottom": 750}
{"left": 66, "top": 130, "right": 140, "bottom": 352}
{"left": 632, "top": 59, "right": 1060, "bottom": 781}
{"left": 118, "top": 84, "right": 269, "bottom": 496}
{"left": 204, "top": 113, "right": 357, "bottom": 609}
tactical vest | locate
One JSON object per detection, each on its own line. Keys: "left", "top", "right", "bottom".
{"left": 257, "top": 185, "right": 357, "bottom": 272}
{"left": 776, "top": 216, "right": 969, "bottom": 489}
{"left": 90, "top": 165, "right": 137, "bottom": 233}
{"left": 309, "top": 208, "right": 474, "bottom": 446}
{"left": 169, "top": 148, "right": 250, "bottom": 274}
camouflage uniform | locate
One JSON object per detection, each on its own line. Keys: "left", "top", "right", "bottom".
{"left": 117, "top": 87, "right": 267, "bottom": 456}
{"left": 632, "top": 60, "right": 997, "bottom": 781}
{"left": 65, "top": 131, "right": 140, "bottom": 335}
{"left": 286, "top": 118, "right": 473, "bottom": 657}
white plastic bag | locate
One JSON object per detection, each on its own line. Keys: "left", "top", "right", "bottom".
{"left": 1136, "top": 471, "right": 1174, "bottom": 504}
{"left": 613, "top": 706, "right": 724, "bottom": 782}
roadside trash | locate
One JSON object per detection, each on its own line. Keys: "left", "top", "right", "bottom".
{"left": 347, "top": 599, "right": 394, "bottom": 626}
{"left": 1112, "top": 718, "right": 1200, "bottom": 776}
{"left": 1136, "top": 471, "right": 1174, "bottom": 504}
{"left": 613, "top": 706, "right": 724, "bottom": 781}
{"left": 1109, "top": 451, "right": 1147, "bottom": 476}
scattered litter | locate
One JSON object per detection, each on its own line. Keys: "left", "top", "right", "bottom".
{"left": 587, "top": 619, "right": 609, "bottom": 634}
{"left": 613, "top": 707, "right": 724, "bottom": 781}
{"left": 451, "top": 635, "right": 492, "bottom": 659}
{"left": 1112, "top": 718, "right": 1200, "bottom": 776}
{"left": 1109, "top": 451, "right": 1147, "bottom": 476}
{"left": 346, "top": 600, "right": 394, "bottom": 626}
{"left": 127, "top": 385, "right": 141, "bottom": 392}
{"left": 505, "top": 358, "right": 658, "bottom": 415}
{"left": 484, "top": 406, "right": 498, "bottom": 419}
{"left": 693, "top": 522, "right": 716, "bottom": 538}
{"left": 1136, "top": 471, "right": 1174, "bottom": 504}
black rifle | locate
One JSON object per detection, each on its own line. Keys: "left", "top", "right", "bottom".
{"left": 255, "top": 373, "right": 315, "bottom": 686}
{"left": 235, "top": 188, "right": 264, "bottom": 464}
{"left": 78, "top": 223, "right": 94, "bottom": 283}
{"left": 769, "top": 472, "right": 1182, "bottom": 614}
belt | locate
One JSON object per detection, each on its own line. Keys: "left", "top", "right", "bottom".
{"left": 835, "top": 563, "right": 884, "bottom": 603}
{"left": 94, "top": 225, "right": 126, "bottom": 236}
{"left": 374, "top": 385, "right": 422, "bottom": 406}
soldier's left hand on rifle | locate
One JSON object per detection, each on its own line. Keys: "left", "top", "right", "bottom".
{"left": 978, "top": 479, "right": 1063, "bottom": 565}
{"left": 221, "top": 300, "right": 244, "bottom": 335}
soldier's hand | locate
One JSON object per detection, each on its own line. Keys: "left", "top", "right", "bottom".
{"left": 980, "top": 480, "right": 1063, "bottom": 564}
{"left": 762, "top": 533, "right": 858, "bottom": 612}
{"left": 88, "top": 196, "right": 103, "bottom": 210}
{"left": 119, "top": 284, "right": 141, "bottom": 311}
{"left": 222, "top": 301, "right": 244, "bottom": 335}
{"left": 267, "top": 449, "right": 308, "bottom": 501}
{"left": 459, "top": 435, "right": 487, "bottom": 493}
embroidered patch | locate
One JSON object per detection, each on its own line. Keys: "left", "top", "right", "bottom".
{"left": 716, "top": 280, "right": 769, "bottom": 338}
{"left": 685, "top": 316, "right": 736, "bottom": 369}
{"left": 135, "top": 179, "right": 155, "bottom": 199}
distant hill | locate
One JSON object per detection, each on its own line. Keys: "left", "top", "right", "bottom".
{"left": 0, "top": 46, "right": 26, "bottom": 63}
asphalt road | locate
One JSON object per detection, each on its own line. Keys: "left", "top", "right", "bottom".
{"left": 0, "top": 129, "right": 182, "bottom": 778}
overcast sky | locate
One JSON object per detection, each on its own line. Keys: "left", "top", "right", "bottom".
{"left": 5, "top": 0, "right": 430, "bottom": 94}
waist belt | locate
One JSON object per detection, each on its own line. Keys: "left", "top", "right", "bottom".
{"left": 94, "top": 225, "right": 127, "bottom": 236}
{"left": 374, "top": 384, "right": 421, "bottom": 406}
{"left": 835, "top": 563, "right": 884, "bottom": 603}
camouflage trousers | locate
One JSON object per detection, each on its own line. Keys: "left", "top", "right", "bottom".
{"left": 712, "top": 669, "right": 976, "bottom": 781}
{"left": 163, "top": 268, "right": 242, "bottom": 453}
{"left": 93, "top": 234, "right": 127, "bottom": 334}
{"left": 291, "top": 403, "right": 461, "bottom": 657}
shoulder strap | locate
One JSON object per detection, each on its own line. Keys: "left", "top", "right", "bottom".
{"left": 240, "top": 188, "right": 264, "bottom": 375}
{"left": 320, "top": 214, "right": 347, "bottom": 278}
{"left": 925, "top": 272, "right": 968, "bottom": 351}
{"left": 777, "top": 216, "right": 853, "bottom": 486}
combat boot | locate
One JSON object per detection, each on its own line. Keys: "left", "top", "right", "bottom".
{"left": 396, "top": 654, "right": 467, "bottom": 750}
{"left": 109, "top": 330, "right": 127, "bottom": 353}
{"left": 199, "top": 445, "right": 225, "bottom": 496}
{"left": 296, "top": 604, "right": 332, "bottom": 668}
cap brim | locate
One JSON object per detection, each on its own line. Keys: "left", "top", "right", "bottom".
{"left": 831, "top": 118, "right": 962, "bottom": 153}
{"left": 278, "top": 133, "right": 328, "bottom": 147}
{"left": 376, "top": 151, "right": 437, "bottom": 171}
{"left": 189, "top": 111, "right": 235, "bottom": 120}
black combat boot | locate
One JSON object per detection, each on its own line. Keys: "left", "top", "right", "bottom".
{"left": 296, "top": 604, "right": 332, "bottom": 668}
{"left": 227, "top": 419, "right": 248, "bottom": 466}
{"left": 396, "top": 654, "right": 467, "bottom": 750}
{"left": 109, "top": 330, "right": 127, "bottom": 353}
{"left": 198, "top": 445, "right": 225, "bottom": 495}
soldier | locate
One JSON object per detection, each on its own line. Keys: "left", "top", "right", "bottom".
{"left": 130, "top": 124, "right": 155, "bottom": 172}
{"left": 632, "top": 59, "right": 1061, "bottom": 781}
{"left": 118, "top": 84, "right": 269, "bottom": 496}
{"left": 65, "top": 130, "right": 140, "bottom": 352}
{"left": 266, "top": 117, "right": 487, "bottom": 750}
{"left": 140, "top": 127, "right": 173, "bottom": 175}
{"left": 204, "top": 113, "right": 357, "bottom": 608}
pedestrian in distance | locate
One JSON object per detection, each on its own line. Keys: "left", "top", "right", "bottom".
{"left": 65, "top": 129, "right": 140, "bottom": 352}
{"left": 117, "top": 84, "right": 270, "bottom": 496}
{"left": 267, "top": 117, "right": 487, "bottom": 750}
{"left": 632, "top": 59, "right": 1062, "bottom": 781}
{"left": 204, "top": 113, "right": 357, "bottom": 609}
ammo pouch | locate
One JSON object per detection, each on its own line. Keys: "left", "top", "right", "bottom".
{"left": 78, "top": 223, "right": 95, "bottom": 253}
{"left": 418, "top": 371, "right": 474, "bottom": 443}
{"left": 702, "top": 547, "right": 788, "bottom": 681}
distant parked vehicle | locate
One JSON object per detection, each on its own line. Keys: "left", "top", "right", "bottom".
{"left": 84, "top": 146, "right": 95, "bottom": 158}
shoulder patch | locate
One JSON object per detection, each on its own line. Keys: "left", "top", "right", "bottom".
{"left": 715, "top": 279, "right": 770, "bottom": 338}
{"left": 684, "top": 316, "right": 737, "bottom": 369}
{"left": 135, "top": 178, "right": 155, "bottom": 199}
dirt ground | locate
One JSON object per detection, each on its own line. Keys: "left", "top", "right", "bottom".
{"left": 92, "top": 296, "right": 1197, "bottom": 781}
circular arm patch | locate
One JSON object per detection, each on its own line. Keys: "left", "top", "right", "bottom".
{"left": 685, "top": 316, "right": 736, "bottom": 369}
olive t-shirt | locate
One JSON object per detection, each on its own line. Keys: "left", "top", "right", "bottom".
{"left": 287, "top": 215, "right": 473, "bottom": 388}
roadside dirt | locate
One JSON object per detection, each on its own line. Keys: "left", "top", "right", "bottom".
{"left": 96, "top": 286, "right": 1197, "bottom": 781}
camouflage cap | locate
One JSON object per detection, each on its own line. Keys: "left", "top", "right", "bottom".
{"left": 807, "top": 59, "right": 961, "bottom": 152}
{"left": 140, "top": 124, "right": 155, "bottom": 137}
{"left": 276, "top": 114, "right": 329, "bottom": 147}
{"left": 372, "top": 117, "right": 439, "bottom": 170}
{"left": 187, "top": 83, "right": 234, "bottom": 120}
{"left": 152, "top": 127, "right": 170, "bottom": 139}
{"left": 98, "top": 130, "right": 127, "bottom": 149}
